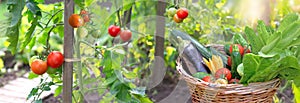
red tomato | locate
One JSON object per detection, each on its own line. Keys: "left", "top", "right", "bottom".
{"left": 229, "top": 79, "right": 240, "bottom": 84}
{"left": 202, "top": 76, "right": 211, "bottom": 82}
{"left": 227, "top": 56, "right": 232, "bottom": 67}
{"left": 245, "top": 47, "right": 251, "bottom": 53}
{"left": 108, "top": 25, "right": 121, "bottom": 37}
{"left": 215, "top": 68, "right": 232, "bottom": 80}
{"left": 47, "top": 51, "right": 64, "bottom": 68}
{"left": 68, "top": 14, "right": 83, "bottom": 28}
{"left": 229, "top": 44, "right": 244, "bottom": 55}
{"left": 176, "top": 8, "right": 188, "bottom": 19}
{"left": 173, "top": 14, "right": 183, "bottom": 23}
{"left": 120, "top": 30, "right": 132, "bottom": 42}
{"left": 31, "top": 59, "right": 48, "bottom": 75}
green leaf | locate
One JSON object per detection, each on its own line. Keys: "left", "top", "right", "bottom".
{"left": 21, "top": 16, "right": 38, "bottom": 50}
{"left": 244, "top": 27, "right": 264, "bottom": 54}
{"left": 28, "top": 72, "right": 39, "bottom": 79}
{"left": 42, "top": 86, "right": 51, "bottom": 91}
{"left": 123, "top": 71, "right": 137, "bottom": 79}
{"left": 130, "top": 87, "right": 146, "bottom": 96}
{"left": 27, "top": 87, "right": 38, "bottom": 100}
{"left": 26, "top": 1, "right": 42, "bottom": 16}
{"left": 278, "top": 13, "right": 299, "bottom": 32}
{"left": 104, "top": 76, "right": 117, "bottom": 86}
{"left": 74, "top": 0, "right": 85, "bottom": 9}
{"left": 54, "top": 85, "right": 62, "bottom": 97}
{"left": 5, "top": 21, "right": 20, "bottom": 54}
{"left": 277, "top": 22, "right": 300, "bottom": 49}
{"left": 7, "top": 0, "right": 25, "bottom": 26}
{"left": 116, "top": 84, "right": 131, "bottom": 102}
{"left": 85, "top": 0, "right": 94, "bottom": 7}
{"left": 102, "top": 51, "right": 113, "bottom": 77}
{"left": 257, "top": 20, "right": 269, "bottom": 44}
{"left": 261, "top": 34, "right": 281, "bottom": 54}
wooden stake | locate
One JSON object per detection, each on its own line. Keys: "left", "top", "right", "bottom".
{"left": 63, "top": 0, "right": 74, "bottom": 102}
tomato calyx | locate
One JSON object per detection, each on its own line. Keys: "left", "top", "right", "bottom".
{"left": 229, "top": 44, "right": 244, "bottom": 56}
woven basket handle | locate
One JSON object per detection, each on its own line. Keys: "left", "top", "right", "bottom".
{"left": 176, "top": 58, "right": 194, "bottom": 78}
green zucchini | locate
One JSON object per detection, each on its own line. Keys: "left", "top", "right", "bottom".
{"left": 231, "top": 45, "right": 242, "bottom": 79}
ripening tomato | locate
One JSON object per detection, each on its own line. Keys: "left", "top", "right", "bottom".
{"left": 80, "top": 10, "right": 90, "bottom": 23}
{"left": 80, "top": 9, "right": 88, "bottom": 15}
{"left": 176, "top": 8, "right": 188, "bottom": 19}
{"left": 31, "top": 59, "right": 48, "bottom": 75}
{"left": 202, "top": 76, "right": 211, "bottom": 82}
{"left": 215, "top": 68, "right": 232, "bottom": 80}
{"left": 227, "top": 56, "right": 232, "bottom": 67}
{"left": 173, "top": 14, "right": 183, "bottom": 23}
{"left": 120, "top": 30, "right": 132, "bottom": 42}
{"left": 108, "top": 25, "right": 121, "bottom": 37}
{"left": 229, "top": 79, "right": 240, "bottom": 84}
{"left": 47, "top": 51, "right": 64, "bottom": 68}
{"left": 68, "top": 14, "right": 84, "bottom": 28}
{"left": 229, "top": 44, "right": 244, "bottom": 55}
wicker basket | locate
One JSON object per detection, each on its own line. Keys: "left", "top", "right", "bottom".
{"left": 176, "top": 59, "right": 281, "bottom": 103}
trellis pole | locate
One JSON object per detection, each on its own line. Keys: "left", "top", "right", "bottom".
{"left": 63, "top": 0, "right": 74, "bottom": 102}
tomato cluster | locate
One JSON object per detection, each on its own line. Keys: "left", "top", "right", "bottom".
{"left": 198, "top": 68, "right": 235, "bottom": 84}
{"left": 166, "top": 7, "right": 189, "bottom": 23}
{"left": 108, "top": 25, "right": 132, "bottom": 42}
{"left": 68, "top": 9, "right": 90, "bottom": 28}
{"left": 30, "top": 51, "right": 64, "bottom": 75}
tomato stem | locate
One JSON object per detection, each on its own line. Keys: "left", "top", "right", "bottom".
{"left": 75, "top": 35, "right": 84, "bottom": 102}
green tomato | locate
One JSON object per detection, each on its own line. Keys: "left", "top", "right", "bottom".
{"left": 167, "top": 7, "right": 177, "bottom": 17}
{"left": 76, "top": 26, "right": 88, "bottom": 38}
{"left": 47, "top": 67, "right": 57, "bottom": 74}
{"left": 237, "top": 63, "right": 244, "bottom": 76}
{"left": 29, "top": 56, "right": 39, "bottom": 67}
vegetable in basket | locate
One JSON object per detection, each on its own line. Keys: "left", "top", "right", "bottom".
{"left": 237, "top": 14, "right": 300, "bottom": 91}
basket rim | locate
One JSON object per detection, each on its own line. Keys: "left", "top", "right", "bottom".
{"left": 176, "top": 58, "right": 280, "bottom": 88}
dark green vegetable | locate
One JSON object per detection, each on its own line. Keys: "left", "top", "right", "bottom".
{"left": 224, "top": 44, "right": 230, "bottom": 55}
{"left": 231, "top": 45, "right": 242, "bottom": 79}
{"left": 169, "top": 30, "right": 227, "bottom": 64}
